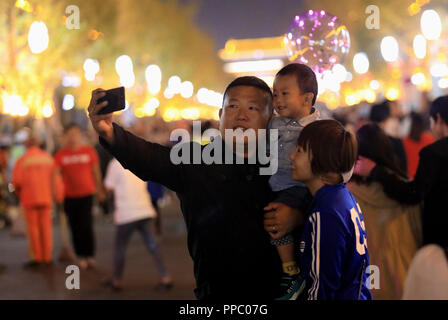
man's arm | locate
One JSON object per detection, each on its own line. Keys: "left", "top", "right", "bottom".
{"left": 369, "top": 147, "right": 436, "bottom": 205}
{"left": 51, "top": 167, "right": 64, "bottom": 205}
{"left": 92, "top": 163, "right": 105, "bottom": 203}
{"left": 263, "top": 202, "right": 305, "bottom": 239}
{"left": 88, "top": 88, "right": 185, "bottom": 192}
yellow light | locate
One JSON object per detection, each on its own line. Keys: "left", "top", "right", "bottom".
{"left": 259, "top": 76, "right": 275, "bottom": 88}
{"left": 421, "top": 9, "right": 442, "bottom": 40}
{"left": 15, "top": 0, "right": 32, "bottom": 12}
{"left": 28, "top": 21, "right": 49, "bottom": 54}
{"left": 88, "top": 29, "right": 104, "bottom": 41}
{"left": 391, "top": 68, "right": 402, "bottom": 80}
{"left": 2, "top": 93, "right": 29, "bottom": 116}
{"left": 370, "top": 80, "right": 380, "bottom": 90}
{"left": 180, "top": 107, "right": 200, "bottom": 120}
{"left": 162, "top": 108, "right": 180, "bottom": 122}
{"left": 345, "top": 95, "right": 357, "bottom": 106}
{"left": 135, "top": 108, "right": 146, "bottom": 118}
{"left": 437, "top": 52, "right": 447, "bottom": 63}
{"left": 413, "top": 35, "right": 426, "bottom": 59}
{"left": 225, "top": 40, "right": 236, "bottom": 54}
{"left": 223, "top": 59, "right": 284, "bottom": 73}
{"left": 408, "top": 3, "right": 421, "bottom": 16}
{"left": 364, "top": 90, "right": 376, "bottom": 103}
{"left": 386, "top": 88, "right": 400, "bottom": 101}
{"left": 438, "top": 78, "right": 448, "bottom": 89}
{"left": 417, "top": 78, "right": 432, "bottom": 91}
{"left": 380, "top": 37, "right": 399, "bottom": 63}
{"left": 353, "top": 52, "right": 369, "bottom": 74}
{"left": 42, "top": 103, "right": 53, "bottom": 118}
{"left": 411, "top": 73, "right": 426, "bottom": 85}
{"left": 146, "top": 108, "right": 156, "bottom": 117}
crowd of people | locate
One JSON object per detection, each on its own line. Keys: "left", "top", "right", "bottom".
{"left": 0, "top": 119, "right": 176, "bottom": 292}
{"left": 0, "top": 62, "right": 447, "bottom": 300}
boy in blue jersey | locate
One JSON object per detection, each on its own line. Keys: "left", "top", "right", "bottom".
{"left": 289, "top": 119, "right": 372, "bottom": 300}
{"left": 268, "top": 63, "right": 320, "bottom": 300}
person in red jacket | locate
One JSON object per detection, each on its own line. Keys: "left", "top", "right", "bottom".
{"left": 12, "top": 131, "right": 63, "bottom": 268}
{"left": 403, "top": 112, "right": 434, "bottom": 179}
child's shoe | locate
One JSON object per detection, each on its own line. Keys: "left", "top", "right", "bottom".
{"left": 276, "top": 273, "right": 306, "bottom": 300}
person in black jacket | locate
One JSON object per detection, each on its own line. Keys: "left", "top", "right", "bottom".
{"left": 369, "top": 101, "right": 408, "bottom": 175}
{"left": 87, "top": 76, "right": 303, "bottom": 300}
{"left": 355, "top": 96, "right": 448, "bottom": 248}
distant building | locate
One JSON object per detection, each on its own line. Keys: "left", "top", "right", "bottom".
{"left": 218, "top": 36, "right": 288, "bottom": 87}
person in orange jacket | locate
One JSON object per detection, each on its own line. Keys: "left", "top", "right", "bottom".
{"left": 12, "top": 131, "right": 64, "bottom": 268}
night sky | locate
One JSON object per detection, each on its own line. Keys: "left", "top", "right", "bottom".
{"left": 188, "top": 0, "right": 305, "bottom": 49}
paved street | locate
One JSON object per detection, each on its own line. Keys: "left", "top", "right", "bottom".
{"left": 0, "top": 196, "right": 196, "bottom": 300}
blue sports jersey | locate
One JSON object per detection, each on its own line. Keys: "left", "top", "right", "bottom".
{"left": 299, "top": 184, "right": 373, "bottom": 300}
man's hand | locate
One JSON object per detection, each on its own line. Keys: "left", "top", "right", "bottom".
{"left": 354, "top": 156, "right": 376, "bottom": 177}
{"left": 263, "top": 202, "right": 305, "bottom": 239}
{"left": 97, "top": 188, "right": 106, "bottom": 204}
{"left": 87, "top": 88, "right": 114, "bottom": 145}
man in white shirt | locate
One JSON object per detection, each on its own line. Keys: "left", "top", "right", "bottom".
{"left": 104, "top": 158, "right": 172, "bottom": 291}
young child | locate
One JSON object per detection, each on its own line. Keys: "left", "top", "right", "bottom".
{"left": 290, "top": 119, "right": 372, "bottom": 300}
{"left": 268, "top": 63, "right": 320, "bottom": 299}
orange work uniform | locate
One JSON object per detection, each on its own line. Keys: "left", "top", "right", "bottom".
{"left": 12, "top": 146, "right": 63, "bottom": 263}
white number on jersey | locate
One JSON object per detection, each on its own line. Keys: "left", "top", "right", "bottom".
{"left": 350, "top": 204, "right": 368, "bottom": 255}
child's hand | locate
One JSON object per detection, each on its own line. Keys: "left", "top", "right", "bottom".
{"left": 263, "top": 202, "right": 304, "bottom": 239}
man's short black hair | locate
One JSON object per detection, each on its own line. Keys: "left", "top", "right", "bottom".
{"left": 276, "top": 63, "right": 318, "bottom": 105}
{"left": 430, "top": 95, "right": 448, "bottom": 124}
{"left": 63, "top": 123, "right": 81, "bottom": 133}
{"left": 370, "top": 100, "right": 390, "bottom": 123}
{"left": 223, "top": 76, "right": 273, "bottom": 112}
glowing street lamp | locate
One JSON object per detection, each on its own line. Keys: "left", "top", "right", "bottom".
{"left": 62, "top": 94, "right": 75, "bottom": 111}
{"left": 115, "top": 55, "right": 135, "bottom": 88}
{"left": 353, "top": 52, "right": 369, "bottom": 74}
{"left": 370, "top": 80, "right": 380, "bottom": 90}
{"left": 83, "top": 59, "right": 100, "bottom": 81}
{"left": 413, "top": 34, "right": 426, "bottom": 59}
{"left": 168, "top": 76, "right": 182, "bottom": 94}
{"left": 28, "top": 21, "right": 49, "bottom": 54}
{"left": 420, "top": 9, "right": 442, "bottom": 40}
{"left": 180, "top": 81, "right": 194, "bottom": 98}
{"left": 145, "top": 64, "right": 162, "bottom": 95}
{"left": 381, "top": 36, "right": 399, "bottom": 62}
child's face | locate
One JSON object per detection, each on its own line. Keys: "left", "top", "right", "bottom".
{"left": 289, "top": 145, "right": 313, "bottom": 182}
{"left": 273, "top": 74, "right": 310, "bottom": 119}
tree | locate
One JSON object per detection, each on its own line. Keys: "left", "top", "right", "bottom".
{"left": 0, "top": 0, "right": 228, "bottom": 123}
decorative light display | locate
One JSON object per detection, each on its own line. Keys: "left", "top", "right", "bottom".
{"left": 284, "top": 10, "right": 350, "bottom": 74}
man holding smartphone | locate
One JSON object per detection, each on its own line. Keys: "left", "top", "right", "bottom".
{"left": 88, "top": 78, "right": 303, "bottom": 300}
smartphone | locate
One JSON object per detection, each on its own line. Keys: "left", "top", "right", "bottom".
{"left": 97, "top": 86, "right": 125, "bottom": 114}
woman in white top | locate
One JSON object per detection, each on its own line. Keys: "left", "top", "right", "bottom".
{"left": 104, "top": 159, "right": 172, "bottom": 291}
{"left": 402, "top": 244, "right": 448, "bottom": 300}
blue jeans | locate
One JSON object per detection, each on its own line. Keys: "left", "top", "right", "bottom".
{"left": 113, "top": 218, "right": 169, "bottom": 281}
